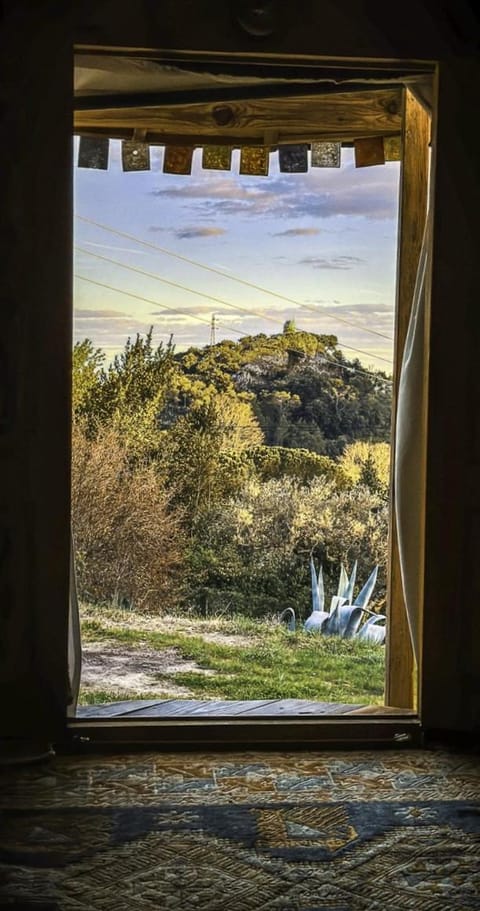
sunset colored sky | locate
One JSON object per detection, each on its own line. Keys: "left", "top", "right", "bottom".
{"left": 73, "top": 138, "right": 400, "bottom": 371}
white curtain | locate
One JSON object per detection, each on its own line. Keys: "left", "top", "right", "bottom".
{"left": 67, "top": 533, "right": 82, "bottom": 716}
{"left": 394, "top": 212, "right": 431, "bottom": 664}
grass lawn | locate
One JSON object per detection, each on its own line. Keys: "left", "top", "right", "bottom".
{"left": 79, "top": 605, "right": 385, "bottom": 706}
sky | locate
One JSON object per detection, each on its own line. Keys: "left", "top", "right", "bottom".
{"left": 73, "top": 138, "right": 400, "bottom": 371}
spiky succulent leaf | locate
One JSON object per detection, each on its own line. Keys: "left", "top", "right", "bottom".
{"left": 356, "top": 613, "right": 386, "bottom": 644}
{"left": 342, "top": 560, "right": 358, "bottom": 603}
{"left": 337, "top": 564, "right": 349, "bottom": 597}
{"left": 304, "top": 610, "right": 330, "bottom": 632}
{"left": 353, "top": 565, "right": 379, "bottom": 609}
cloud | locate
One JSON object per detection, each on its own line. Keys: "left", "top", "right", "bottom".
{"left": 306, "top": 300, "right": 394, "bottom": 315}
{"left": 73, "top": 311, "right": 177, "bottom": 356}
{"left": 271, "top": 227, "right": 322, "bottom": 237}
{"left": 291, "top": 300, "right": 395, "bottom": 347}
{"left": 150, "top": 166, "right": 399, "bottom": 222}
{"left": 174, "top": 226, "right": 227, "bottom": 240}
{"left": 73, "top": 301, "right": 394, "bottom": 365}
{"left": 74, "top": 307, "right": 168, "bottom": 341}
{"left": 149, "top": 312, "right": 205, "bottom": 325}
{"left": 150, "top": 178, "right": 266, "bottom": 202}
{"left": 150, "top": 305, "right": 244, "bottom": 319}
{"left": 298, "top": 255, "right": 365, "bottom": 270}
{"left": 74, "top": 308, "right": 131, "bottom": 319}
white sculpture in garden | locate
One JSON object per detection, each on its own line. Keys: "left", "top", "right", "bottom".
{"left": 280, "top": 558, "right": 386, "bottom": 644}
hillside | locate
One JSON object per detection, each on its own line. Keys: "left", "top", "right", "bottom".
{"left": 173, "top": 328, "right": 392, "bottom": 457}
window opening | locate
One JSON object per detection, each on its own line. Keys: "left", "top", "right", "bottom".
{"left": 71, "top": 60, "right": 430, "bottom": 724}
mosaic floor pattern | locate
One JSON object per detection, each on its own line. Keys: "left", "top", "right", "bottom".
{"left": 1, "top": 749, "right": 479, "bottom": 910}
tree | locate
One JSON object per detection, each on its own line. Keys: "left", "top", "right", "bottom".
{"left": 163, "top": 394, "right": 262, "bottom": 514}
{"left": 72, "top": 339, "right": 104, "bottom": 417}
{"left": 247, "top": 445, "right": 339, "bottom": 484}
{"left": 256, "top": 391, "right": 300, "bottom": 445}
{"left": 317, "top": 484, "right": 389, "bottom": 603}
{"left": 215, "top": 393, "right": 264, "bottom": 450}
{"left": 76, "top": 329, "right": 177, "bottom": 460}
{"left": 339, "top": 441, "right": 390, "bottom": 497}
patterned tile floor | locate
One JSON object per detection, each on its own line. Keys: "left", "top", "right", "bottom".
{"left": 1, "top": 749, "right": 479, "bottom": 910}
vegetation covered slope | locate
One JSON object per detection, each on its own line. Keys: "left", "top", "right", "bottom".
{"left": 72, "top": 326, "right": 392, "bottom": 618}
{"left": 170, "top": 326, "right": 392, "bottom": 458}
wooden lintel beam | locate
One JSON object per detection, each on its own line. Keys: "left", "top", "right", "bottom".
{"left": 74, "top": 88, "right": 402, "bottom": 144}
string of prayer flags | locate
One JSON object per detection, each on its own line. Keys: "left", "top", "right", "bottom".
{"left": 278, "top": 144, "right": 308, "bottom": 173}
{"left": 78, "top": 136, "right": 109, "bottom": 170}
{"left": 311, "top": 141, "right": 341, "bottom": 168}
{"left": 121, "top": 141, "right": 150, "bottom": 172}
{"left": 383, "top": 136, "right": 402, "bottom": 161}
{"left": 163, "top": 146, "right": 194, "bottom": 175}
{"left": 354, "top": 136, "right": 385, "bottom": 168}
{"left": 239, "top": 146, "right": 269, "bottom": 176}
{"left": 77, "top": 137, "right": 397, "bottom": 175}
{"left": 202, "top": 145, "right": 233, "bottom": 171}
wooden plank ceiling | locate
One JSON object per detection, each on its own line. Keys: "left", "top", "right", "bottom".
{"left": 74, "top": 54, "right": 409, "bottom": 146}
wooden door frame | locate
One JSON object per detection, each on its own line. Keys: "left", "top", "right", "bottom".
{"left": 70, "top": 55, "right": 432, "bottom": 742}
{"left": 384, "top": 88, "right": 431, "bottom": 710}
{"left": 2, "top": 1, "right": 478, "bottom": 750}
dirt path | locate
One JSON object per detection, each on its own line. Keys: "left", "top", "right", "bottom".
{"left": 81, "top": 643, "right": 217, "bottom": 698}
{"left": 79, "top": 609, "right": 263, "bottom": 700}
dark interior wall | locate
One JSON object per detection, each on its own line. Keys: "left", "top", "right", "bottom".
{"left": 0, "top": 3, "right": 73, "bottom": 738}
{"left": 0, "top": 0, "right": 478, "bottom": 742}
{"left": 422, "top": 57, "right": 480, "bottom": 733}
{"left": 75, "top": 0, "right": 478, "bottom": 60}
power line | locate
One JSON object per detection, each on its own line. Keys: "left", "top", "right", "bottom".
{"left": 326, "top": 340, "right": 391, "bottom": 365}
{"left": 318, "top": 354, "right": 392, "bottom": 386}
{"left": 75, "top": 245, "right": 284, "bottom": 328}
{"left": 75, "top": 244, "right": 393, "bottom": 367}
{"left": 297, "top": 299, "right": 393, "bottom": 343}
{"left": 74, "top": 273, "right": 392, "bottom": 386}
{"left": 74, "top": 274, "right": 245, "bottom": 338}
{"left": 75, "top": 214, "right": 394, "bottom": 343}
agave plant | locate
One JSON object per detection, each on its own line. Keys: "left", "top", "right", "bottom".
{"left": 279, "top": 558, "right": 386, "bottom": 644}
{"left": 312, "top": 559, "right": 385, "bottom": 643}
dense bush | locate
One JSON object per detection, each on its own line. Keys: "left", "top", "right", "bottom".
{"left": 71, "top": 423, "right": 185, "bottom": 612}
{"left": 186, "top": 475, "right": 388, "bottom": 619}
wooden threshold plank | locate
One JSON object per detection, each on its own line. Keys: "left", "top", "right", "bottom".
{"left": 79, "top": 698, "right": 346, "bottom": 719}
{"left": 124, "top": 699, "right": 280, "bottom": 717}
{"left": 76, "top": 699, "right": 166, "bottom": 718}
{"left": 237, "top": 699, "right": 362, "bottom": 716}
{"left": 347, "top": 704, "right": 417, "bottom": 715}
{"left": 174, "top": 700, "right": 278, "bottom": 717}
{"left": 120, "top": 699, "right": 361, "bottom": 718}
{"left": 123, "top": 699, "right": 215, "bottom": 717}
{"left": 77, "top": 699, "right": 415, "bottom": 720}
